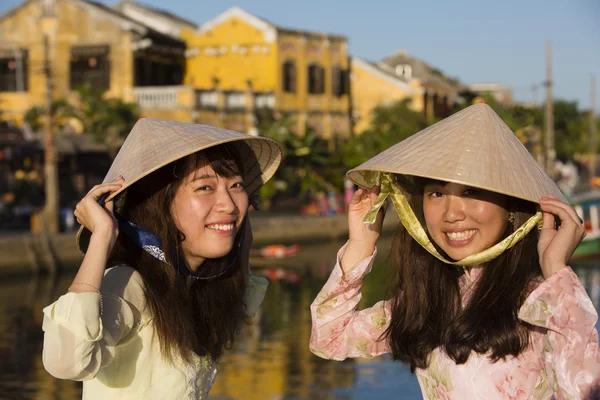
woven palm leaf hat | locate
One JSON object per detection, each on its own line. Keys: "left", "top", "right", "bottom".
{"left": 76, "top": 118, "right": 282, "bottom": 253}
{"left": 347, "top": 102, "right": 566, "bottom": 266}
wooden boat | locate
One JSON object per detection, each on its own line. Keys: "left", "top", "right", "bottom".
{"left": 254, "top": 267, "right": 301, "bottom": 283}
{"left": 571, "top": 190, "right": 600, "bottom": 261}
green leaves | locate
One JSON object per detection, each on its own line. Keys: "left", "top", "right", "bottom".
{"left": 24, "top": 98, "right": 77, "bottom": 133}
{"left": 23, "top": 83, "right": 140, "bottom": 158}
{"left": 453, "top": 93, "right": 598, "bottom": 159}
{"left": 74, "top": 84, "right": 140, "bottom": 145}
{"left": 342, "top": 98, "right": 429, "bottom": 169}
{"left": 254, "top": 94, "right": 599, "bottom": 210}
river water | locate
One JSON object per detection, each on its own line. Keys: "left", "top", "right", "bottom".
{"left": 0, "top": 238, "right": 598, "bottom": 400}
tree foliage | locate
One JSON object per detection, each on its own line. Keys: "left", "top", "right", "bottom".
{"left": 454, "top": 93, "right": 598, "bottom": 158}
{"left": 342, "top": 98, "right": 428, "bottom": 169}
{"left": 23, "top": 83, "right": 140, "bottom": 156}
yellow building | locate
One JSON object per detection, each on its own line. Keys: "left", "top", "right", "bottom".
{"left": 0, "top": 0, "right": 190, "bottom": 126}
{"left": 379, "top": 50, "right": 462, "bottom": 120}
{"left": 1, "top": 1, "right": 460, "bottom": 140}
{"left": 350, "top": 57, "right": 422, "bottom": 133}
{"left": 182, "top": 7, "right": 352, "bottom": 139}
{"left": 114, "top": 0, "right": 197, "bottom": 39}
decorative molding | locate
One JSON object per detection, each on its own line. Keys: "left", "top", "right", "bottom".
{"left": 131, "top": 38, "right": 152, "bottom": 51}
{"left": 73, "top": 0, "right": 148, "bottom": 35}
{"left": 198, "top": 7, "right": 277, "bottom": 43}
{"left": 184, "top": 47, "right": 199, "bottom": 58}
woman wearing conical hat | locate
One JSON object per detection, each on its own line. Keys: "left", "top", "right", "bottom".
{"left": 41, "top": 119, "right": 281, "bottom": 399}
{"left": 310, "top": 103, "right": 599, "bottom": 399}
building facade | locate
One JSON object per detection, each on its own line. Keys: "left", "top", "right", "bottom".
{"left": 350, "top": 57, "right": 422, "bottom": 133}
{"left": 0, "top": 0, "right": 188, "bottom": 126}
{"left": 182, "top": 7, "right": 352, "bottom": 139}
{"left": 379, "top": 50, "right": 462, "bottom": 120}
{"left": 114, "top": 0, "right": 198, "bottom": 39}
{"left": 1, "top": 1, "right": 468, "bottom": 140}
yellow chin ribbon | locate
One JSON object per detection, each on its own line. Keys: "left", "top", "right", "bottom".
{"left": 360, "top": 171, "right": 542, "bottom": 266}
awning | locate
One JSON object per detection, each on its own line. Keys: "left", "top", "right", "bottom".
{"left": 70, "top": 45, "right": 110, "bottom": 57}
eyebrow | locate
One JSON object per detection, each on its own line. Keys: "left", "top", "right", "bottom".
{"left": 190, "top": 173, "right": 245, "bottom": 183}
{"left": 191, "top": 174, "right": 217, "bottom": 182}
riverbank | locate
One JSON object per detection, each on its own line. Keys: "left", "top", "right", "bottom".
{"left": 0, "top": 212, "right": 400, "bottom": 277}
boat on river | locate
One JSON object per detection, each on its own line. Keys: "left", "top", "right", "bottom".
{"left": 571, "top": 190, "right": 600, "bottom": 261}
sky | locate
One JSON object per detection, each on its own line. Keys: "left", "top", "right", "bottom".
{"left": 1, "top": 0, "right": 599, "bottom": 112}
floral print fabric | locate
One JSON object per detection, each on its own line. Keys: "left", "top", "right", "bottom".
{"left": 310, "top": 243, "right": 600, "bottom": 399}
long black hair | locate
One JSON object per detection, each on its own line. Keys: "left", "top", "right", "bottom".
{"left": 384, "top": 178, "right": 542, "bottom": 371}
{"left": 108, "top": 142, "right": 251, "bottom": 363}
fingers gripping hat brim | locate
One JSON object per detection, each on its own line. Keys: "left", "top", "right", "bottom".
{"left": 347, "top": 103, "right": 564, "bottom": 266}
{"left": 76, "top": 118, "right": 281, "bottom": 254}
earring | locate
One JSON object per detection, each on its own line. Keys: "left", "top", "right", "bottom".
{"left": 508, "top": 212, "right": 515, "bottom": 223}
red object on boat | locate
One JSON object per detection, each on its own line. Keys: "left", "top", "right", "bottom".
{"left": 257, "top": 268, "right": 301, "bottom": 283}
{"left": 260, "top": 244, "right": 300, "bottom": 259}
{"left": 584, "top": 220, "right": 600, "bottom": 232}
{"left": 250, "top": 244, "right": 300, "bottom": 259}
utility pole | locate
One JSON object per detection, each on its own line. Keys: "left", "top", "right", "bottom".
{"left": 41, "top": 4, "right": 59, "bottom": 234}
{"left": 14, "top": 49, "right": 24, "bottom": 93}
{"left": 544, "top": 40, "right": 555, "bottom": 178}
{"left": 591, "top": 73, "right": 597, "bottom": 181}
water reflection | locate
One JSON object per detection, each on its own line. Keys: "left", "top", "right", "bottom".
{"left": 0, "top": 238, "right": 598, "bottom": 400}
{"left": 574, "top": 265, "right": 600, "bottom": 311}
{"left": 0, "top": 272, "right": 83, "bottom": 400}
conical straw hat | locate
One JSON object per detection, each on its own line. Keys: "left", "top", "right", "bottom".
{"left": 76, "top": 118, "right": 281, "bottom": 253}
{"left": 347, "top": 103, "right": 565, "bottom": 266}
{"left": 348, "top": 102, "right": 565, "bottom": 204}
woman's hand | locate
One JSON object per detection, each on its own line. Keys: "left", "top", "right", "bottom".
{"left": 341, "top": 186, "right": 386, "bottom": 273}
{"left": 69, "top": 176, "right": 124, "bottom": 295}
{"left": 347, "top": 186, "right": 385, "bottom": 247}
{"left": 74, "top": 176, "right": 124, "bottom": 251}
{"left": 538, "top": 194, "right": 586, "bottom": 279}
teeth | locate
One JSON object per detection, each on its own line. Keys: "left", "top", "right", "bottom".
{"left": 208, "top": 224, "right": 234, "bottom": 231}
{"left": 446, "top": 230, "right": 477, "bottom": 241}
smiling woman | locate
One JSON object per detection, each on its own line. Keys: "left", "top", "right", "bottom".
{"left": 170, "top": 147, "right": 250, "bottom": 267}
{"left": 40, "top": 119, "right": 281, "bottom": 399}
{"left": 422, "top": 181, "right": 510, "bottom": 262}
{"left": 310, "top": 103, "right": 600, "bottom": 399}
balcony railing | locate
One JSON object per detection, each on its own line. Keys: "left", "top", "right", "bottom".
{"left": 133, "top": 87, "right": 276, "bottom": 112}
{"left": 133, "top": 86, "right": 181, "bottom": 109}
{"left": 255, "top": 93, "right": 275, "bottom": 109}
{"left": 197, "top": 90, "right": 275, "bottom": 111}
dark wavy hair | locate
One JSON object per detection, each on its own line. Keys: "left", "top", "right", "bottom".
{"left": 108, "top": 142, "right": 251, "bottom": 363}
{"left": 384, "top": 177, "right": 542, "bottom": 372}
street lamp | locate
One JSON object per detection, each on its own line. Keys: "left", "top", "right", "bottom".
{"left": 40, "top": 0, "right": 59, "bottom": 234}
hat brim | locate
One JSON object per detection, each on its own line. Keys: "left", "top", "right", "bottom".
{"left": 347, "top": 168, "right": 567, "bottom": 205}
{"left": 346, "top": 103, "right": 567, "bottom": 206}
{"left": 76, "top": 135, "right": 281, "bottom": 254}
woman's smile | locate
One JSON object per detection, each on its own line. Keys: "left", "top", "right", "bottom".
{"left": 444, "top": 229, "right": 478, "bottom": 246}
